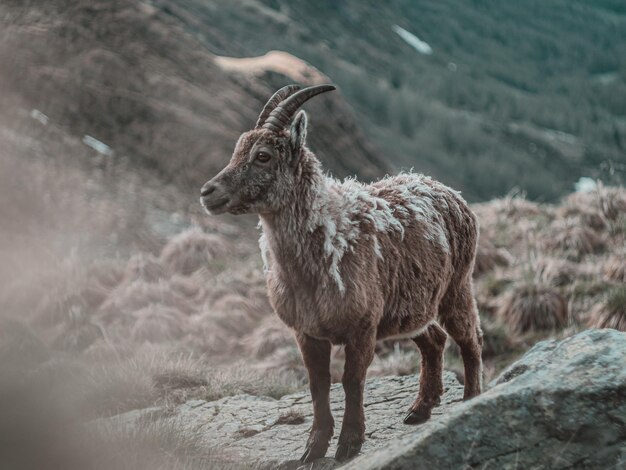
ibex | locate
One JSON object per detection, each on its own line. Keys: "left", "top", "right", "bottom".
{"left": 200, "top": 85, "right": 483, "bottom": 463}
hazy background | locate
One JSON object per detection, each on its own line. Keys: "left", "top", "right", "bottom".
{"left": 0, "top": 1, "right": 625, "bottom": 469}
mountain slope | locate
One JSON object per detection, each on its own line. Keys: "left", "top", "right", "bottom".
{"left": 0, "top": 0, "right": 387, "bottom": 191}
{"left": 156, "top": 0, "right": 626, "bottom": 201}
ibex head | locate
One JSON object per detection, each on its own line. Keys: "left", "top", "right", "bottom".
{"left": 200, "top": 84, "right": 336, "bottom": 215}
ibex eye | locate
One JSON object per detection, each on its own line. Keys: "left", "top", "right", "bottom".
{"left": 256, "top": 151, "right": 271, "bottom": 163}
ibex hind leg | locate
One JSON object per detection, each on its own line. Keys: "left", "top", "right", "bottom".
{"left": 439, "top": 281, "right": 483, "bottom": 400}
{"left": 404, "top": 322, "right": 447, "bottom": 425}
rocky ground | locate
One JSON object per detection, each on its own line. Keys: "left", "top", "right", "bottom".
{"left": 101, "top": 372, "right": 463, "bottom": 469}
{"left": 96, "top": 329, "right": 626, "bottom": 469}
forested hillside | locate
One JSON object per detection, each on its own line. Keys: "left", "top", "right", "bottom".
{"left": 156, "top": 0, "right": 626, "bottom": 201}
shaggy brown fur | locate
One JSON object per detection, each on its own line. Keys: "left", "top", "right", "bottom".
{"left": 200, "top": 85, "right": 483, "bottom": 463}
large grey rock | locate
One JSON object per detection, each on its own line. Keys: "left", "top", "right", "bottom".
{"left": 345, "top": 329, "right": 626, "bottom": 470}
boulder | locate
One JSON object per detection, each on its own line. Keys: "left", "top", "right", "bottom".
{"left": 345, "top": 329, "right": 626, "bottom": 469}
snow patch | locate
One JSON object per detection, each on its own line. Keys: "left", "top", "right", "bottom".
{"left": 392, "top": 25, "right": 433, "bottom": 55}
{"left": 30, "top": 109, "right": 49, "bottom": 125}
{"left": 575, "top": 177, "right": 597, "bottom": 193}
{"left": 83, "top": 135, "right": 113, "bottom": 156}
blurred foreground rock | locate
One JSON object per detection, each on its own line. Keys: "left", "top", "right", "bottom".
{"left": 101, "top": 329, "right": 626, "bottom": 469}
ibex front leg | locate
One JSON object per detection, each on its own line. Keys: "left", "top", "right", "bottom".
{"left": 297, "top": 333, "right": 334, "bottom": 464}
{"left": 335, "top": 330, "right": 376, "bottom": 461}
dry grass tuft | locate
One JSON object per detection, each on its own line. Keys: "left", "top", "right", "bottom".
{"left": 474, "top": 236, "right": 513, "bottom": 277}
{"left": 497, "top": 282, "right": 568, "bottom": 334}
{"left": 202, "top": 294, "right": 268, "bottom": 338}
{"left": 160, "top": 228, "right": 230, "bottom": 275}
{"left": 100, "top": 280, "right": 196, "bottom": 320}
{"left": 124, "top": 254, "right": 166, "bottom": 283}
{"left": 243, "top": 316, "right": 294, "bottom": 358}
{"left": 535, "top": 258, "right": 584, "bottom": 286}
{"left": 480, "top": 318, "right": 516, "bottom": 359}
{"left": 168, "top": 273, "right": 210, "bottom": 304}
{"left": 236, "top": 427, "right": 261, "bottom": 438}
{"left": 201, "top": 362, "right": 305, "bottom": 401}
{"left": 568, "top": 186, "right": 626, "bottom": 219}
{"left": 53, "top": 320, "right": 104, "bottom": 352}
{"left": 543, "top": 219, "right": 605, "bottom": 257}
{"left": 368, "top": 346, "right": 418, "bottom": 378}
{"left": 131, "top": 305, "right": 188, "bottom": 343}
{"left": 87, "top": 259, "right": 126, "bottom": 287}
{"left": 87, "top": 417, "right": 237, "bottom": 470}
{"left": 587, "top": 286, "right": 626, "bottom": 332}
{"left": 602, "top": 255, "right": 626, "bottom": 282}
{"left": 276, "top": 409, "right": 305, "bottom": 425}
{"left": 488, "top": 194, "right": 543, "bottom": 220}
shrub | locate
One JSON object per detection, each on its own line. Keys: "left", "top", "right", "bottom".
{"left": 563, "top": 186, "right": 626, "bottom": 226}
{"left": 243, "top": 316, "right": 294, "bottom": 358}
{"left": 160, "top": 229, "right": 230, "bottom": 275}
{"left": 123, "top": 254, "right": 166, "bottom": 283}
{"left": 131, "top": 305, "right": 187, "bottom": 343}
{"left": 543, "top": 219, "right": 605, "bottom": 257}
{"left": 99, "top": 280, "right": 196, "bottom": 321}
{"left": 480, "top": 318, "right": 516, "bottom": 359}
{"left": 603, "top": 255, "right": 626, "bottom": 282}
{"left": 497, "top": 282, "right": 568, "bottom": 334}
{"left": 535, "top": 258, "right": 583, "bottom": 286}
{"left": 86, "top": 416, "right": 237, "bottom": 470}
{"left": 473, "top": 236, "right": 512, "bottom": 277}
{"left": 588, "top": 286, "right": 626, "bottom": 332}
{"left": 276, "top": 409, "right": 306, "bottom": 425}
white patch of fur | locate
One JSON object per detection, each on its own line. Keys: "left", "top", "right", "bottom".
{"left": 308, "top": 176, "right": 410, "bottom": 292}
{"left": 372, "top": 235, "right": 383, "bottom": 260}
{"left": 393, "top": 176, "right": 451, "bottom": 253}
{"left": 258, "top": 230, "right": 270, "bottom": 273}
{"left": 298, "top": 171, "right": 459, "bottom": 293}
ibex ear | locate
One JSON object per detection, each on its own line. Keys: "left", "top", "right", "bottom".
{"left": 289, "top": 110, "right": 308, "bottom": 153}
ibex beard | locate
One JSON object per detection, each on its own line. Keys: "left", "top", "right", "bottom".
{"left": 201, "top": 84, "right": 483, "bottom": 463}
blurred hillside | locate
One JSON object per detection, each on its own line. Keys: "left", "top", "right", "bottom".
{"left": 157, "top": 0, "right": 626, "bottom": 201}
{"left": 0, "top": 0, "right": 386, "bottom": 191}
{"left": 2, "top": 0, "right": 625, "bottom": 203}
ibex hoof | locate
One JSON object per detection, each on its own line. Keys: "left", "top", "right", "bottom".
{"left": 300, "top": 429, "right": 332, "bottom": 464}
{"left": 334, "top": 436, "right": 363, "bottom": 461}
{"left": 403, "top": 407, "right": 432, "bottom": 425}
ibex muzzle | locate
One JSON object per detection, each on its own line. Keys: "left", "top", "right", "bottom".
{"left": 200, "top": 84, "right": 335, "bottom": 216}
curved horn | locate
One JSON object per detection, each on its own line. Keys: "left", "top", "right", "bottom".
{"left": 255, "top": 85, "right": 302, "bottom": 128}
{"left": 262, "top": 84, "right": 336, "bottom": 132}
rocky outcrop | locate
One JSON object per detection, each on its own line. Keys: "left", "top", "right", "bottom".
{"left": 346, "top": 329, "right": 626, "bottom": 470}
{"left": 100, "top": 329, "right": 626, "bottom": 469}
{"left": 105, "top": 371, "right": 464, "bottom": 469}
